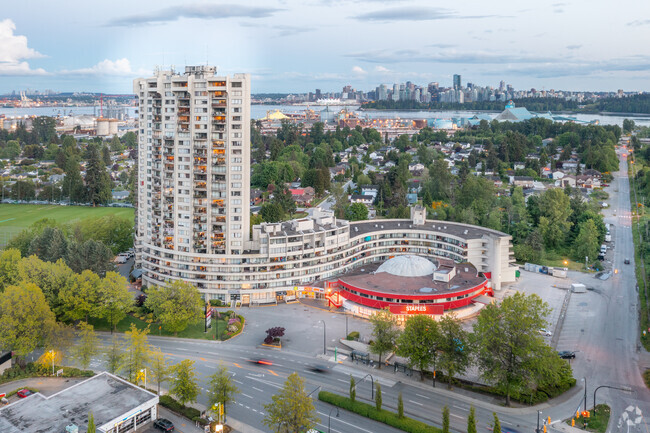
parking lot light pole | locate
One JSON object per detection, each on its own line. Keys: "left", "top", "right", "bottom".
{"left": 537, "top": 410, "right": 542, "bottom": 433}
{"left": 328, "top": 407, "right": 339, "bottom": 433}
{"left": 582, "top": 377, "right": 587, "bottom": 412}
{"left": 318, "top": 320, "right": 326, "bottom": 355}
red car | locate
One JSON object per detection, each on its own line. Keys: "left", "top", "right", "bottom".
{"left": 17, "top": 389, "right": 33, "bottom": 398}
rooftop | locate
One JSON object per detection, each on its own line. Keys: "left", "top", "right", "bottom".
{"left": 0, "top": 372, "right": 158, "bottom": 433}
{"left": 350, "top": 219, "right": 505, "bottom": 240}
{"left": 339, "top": 260, "right": 485, "bottom": 297}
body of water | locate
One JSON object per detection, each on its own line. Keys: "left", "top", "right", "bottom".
{"left": 2, "top": 104, "right": 649, "bottom": 128}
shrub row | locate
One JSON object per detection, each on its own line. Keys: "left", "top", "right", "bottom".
{"left": 159, "top": 394, "right": 202, "bottom": 422}
{"left": 1, "top": 363, "right": 94, "bottom": 384}
{"left": 346, "top": 331, "right": 360, "bottom": 341}
{"left": 319, "top": 391, "right": 441, "bottom": 433}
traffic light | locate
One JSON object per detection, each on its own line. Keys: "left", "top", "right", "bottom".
{"left": 576, "top": 410, "right": 580, "bottom": 418}
{"left": 572, "top": 419, "right": 575, "bottom": 427}
{"left": 547, "top": 417, "right": 551, "bottom": 425}
{"left": 543, "top": 425, "right": 547, "bottom": 433}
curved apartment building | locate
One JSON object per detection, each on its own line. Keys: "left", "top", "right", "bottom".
{"left": 134, "top": 67, "right": 517, "bottom": 307}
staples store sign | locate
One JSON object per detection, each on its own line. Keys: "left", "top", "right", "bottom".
{"left": 389, "top": 304, "right": 444, "bottom": 315}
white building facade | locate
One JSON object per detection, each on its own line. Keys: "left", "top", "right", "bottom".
{"left": 134, "top": 67, "right": 517, "bottom": 305}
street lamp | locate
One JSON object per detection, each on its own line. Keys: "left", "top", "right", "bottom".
{"left": 359, "top": 373, "right": 375, "bottom": 400}
{"left": 328, "top": 407, "right": 340, "bottom": 433}
{"left": 318, "top": 320, "right": 326, "bottom": 355}
{"left": 583, "top": 377, "right": 590, "bottom": 413}
{"left": 49, "top": 350, "right": 55, "bottom": 375}
{"left": 593, "top": 385, "right": 632, "bottom": 413}
{"left": 536, "top": 410, "right": 542, "bottom": 433}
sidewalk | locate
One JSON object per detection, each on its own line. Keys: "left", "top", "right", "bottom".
{"left": 328, "top": 339, "right": 583, "bottom": 416}
{"left": 157, "top": 406, "right": 265, "bottom": 433}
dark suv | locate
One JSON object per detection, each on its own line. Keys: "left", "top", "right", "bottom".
{"left": 153, "top": 418, "right": 174, "bottom": 432}
{"left": 558, "top": 351, "right": 576, "bottom": 359}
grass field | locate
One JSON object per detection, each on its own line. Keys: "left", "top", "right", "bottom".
{"left": 0, "top": 204, "right": 134, "bottom": 246}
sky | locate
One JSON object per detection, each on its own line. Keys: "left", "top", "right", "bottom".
{"left": 2, "top": 0, "right": 650, "bottom": 94}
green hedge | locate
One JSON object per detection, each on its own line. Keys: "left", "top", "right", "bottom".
{"left": 159, "top": 395, "right": 202, "bottom": 420}
{"left": 346, "top": 331, "right": 360, "bottom": 341}
{"left": 209, "top": 299, "right": 223, "bottom": 306}
{"left": 319, "top": 391, "right": 441, "bottom": 433}
{"left": 0, "top": 363, "right": 94, "bottom": 385}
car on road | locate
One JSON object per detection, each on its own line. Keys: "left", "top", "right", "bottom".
{"left": 153, "top": 418, "right": 174, "bottom": 432}
{"left": 558, "top": 351, "right": 576, "bottom": 359}
{"left": 248, "top": 358, "right": 273, "bottom": 366}
{"left": 307, "top": 364, "right": 329, "bottom": 374}
{"left": 624, "top": 258, "right": 630, "bottom": 264}
{"left": 538, "top": 328, "right": 552, "bottom": 337}
{"left": 16, "top": 389, "right": 33, "bottom": 398}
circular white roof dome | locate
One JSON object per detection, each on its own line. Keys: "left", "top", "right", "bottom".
{"left": 376, "top": 255, "right": 436, "bottom": 277}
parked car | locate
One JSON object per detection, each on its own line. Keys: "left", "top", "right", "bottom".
{"left": 16, "top": 389, "right": 33, "bottom": 398}
{"left": 624, "top": 258, "right": 630, "bottom": 264}
{"left": 153, "top": 418, "right": 174, "bottom": 432}
{"left": 538, "top": 328, "right": 552, "bottom": 337}
{"left": 558, "top": 351, "right": 576, "bottom": 359}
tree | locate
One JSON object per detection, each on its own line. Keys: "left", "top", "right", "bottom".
{"left": 368, "top": 309, "right": 400, "bottom": 369}
{"left": 262, "top": 372, "right": 319, "bottom": 433}
{"left": 261, "top": 202, "right": 284, "bottom": 223}
{"left": 493, "top": 412, "right": 502, "bottom": 433}
{"left": 207, "top": 363, "right": 240, "bottom": 418}
{"left": 397, "top": 392, "right": 404, "bottom": 419}
{"left": 59, "top": 270, "right": 100, "bottom": 322}
{"left": 17, "top": 255, "right": 76, "bottom": 315}
{"left": 105, "top": 335, "right": 123, "bottom": 374}
{"left": 10, "top": 180, "right": 36, "bottom": 200}
{"left": 87, "top": 412, "right": 96, "bottom": 433}
{"left": 0, "top": 248, "right": 21, "bottom": 292}
{"left": 467, "top": 406, "right": 477, "bottom": 433}
{"left": 0, "top": 282, "right": 56, "bottom": 360}
{"left": 110, "top": 135, "right": 124, "bottom": 152}
{"left": 331, "top": 182, "right": 348, "bottom": 219}
{"left": 85, "top": 143, "right": 112, "bottom": 206}
{"left": 145, "top": 281, "right": 203, "bottom": 336}
{"left": 538, "top": 188, "right": 572, "bottom": 248}
{"left": 63, "top": 156, "right": 85, "bottom": 203}
{"left": 442, "top": 405, "right": 450, "bottom": 433}
{"left": 623, "top": 118, "right": 635, "bottom": 134}
{"left": 76, "top": 215, "right": 133, "bottom": 255}
{"left": 96, "top": 272, "right": 133, "bottom": 331}
{"left": 437, "top": 314, "right": 471, "bottom": 389}
{"left": 272, "top": 186, "right": 296, "bottom": 217}
{"left": 396, "top": 315, "right": 439, "bottom": 380}
{"left": 349, "top": 376, "right": 356, "bottom": 403}
{"left": 148, "top": 347, "right": 169, "bottom": 395}
{"left": 264, "top": 327, "right": 285, "bottom": 344}
{"left": 573, "top": 219, "right": 599, "bottom": 262}
{"left": 375, "top": 382, "right": 382, "bottom": 411}
{"left": 73, "top": 322, "right": 99, "bottom": 369}
{"left": 28, "top": 227, "right": 68, "bottom": 263}
{"left": 101, "top": 145, "right": 111, "bottom": 166}
{"left": 32, "top": 116, "right": 57, "bottom": 143}
{"left": 472, "top": 292, "right": 552, "bottom": 406}
{"left": 345, "top": 202, "right": 369, "bottom": 221}
{"left": 121, "top": 324, "right": 150, "bottom": 382}
{"left": 170, "top": 359, "right": 199, "bottom": 406}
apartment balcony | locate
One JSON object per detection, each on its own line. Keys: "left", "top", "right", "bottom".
{"left": 194, "top": 174, "right": 207, "bottom": 182}
{"left": 194, "top": 133, "right": 208, "bottom": 140}
{"left": 211, "top": 199, "right": 224, "bottom": 208}
{"left": 208, "top": 81, "right": 226, "bottom": 88}
{"left": 212, "top": 215, "right": 226, "bottom": 223}
{"left": 164, "top": 164, "right": 174, "bottom": 172}
{"left": 212, "top": 125, "right": 225, "bottom": 132}
{"left": 212, "top": 225, "right": 224, "bottom": 232}
{"left": 194, "top": 166, "right": 207, "bottom": 174}
{"left": 194, "top": 182, "right": 207, "bottom": 190}
{"left": 194, "top": 157, "right": 207, "bottom": 165}
{"left": 213, "top": 158, "right": 226, "bottom": 166}
{"left": 194, "top": 142, "right": 208, "bottom": 150}
{"left": 193, "top": 191, "right": 207, "bottom": 199}
{"left": 212, "top": 166, "right": 226, "bottom": 174}
{"left": 213, "top": 115, "right": 226, "bottom": 124}
{"left": 213, "top": 148, "right": 225, "bottom": 156}
{"left": 211, "top": 100, "right": 227, "bottom": 108}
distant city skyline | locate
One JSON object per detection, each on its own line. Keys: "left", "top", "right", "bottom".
{"left": 2, "top": 0, "right": 650, "bottom": 93}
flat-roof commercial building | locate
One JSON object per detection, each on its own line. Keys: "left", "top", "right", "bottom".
{"left": 0, "top": 372, "right": 158, "bottom": 433}
{"left": 134, "top": 67, "right": 518, "bottom": 308}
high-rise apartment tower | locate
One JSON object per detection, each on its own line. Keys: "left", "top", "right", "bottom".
{"left": 133, "top": 66, "right": 251, "bottom": 271}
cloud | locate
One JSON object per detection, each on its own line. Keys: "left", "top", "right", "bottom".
{"left": 628, "top": 19, "right": 650, "bottom": 26}
{"left": 352, "top": 66, "right": 367, "bottom": 74}
{"left": 488, "top": 56, "right": 650, "bottom": 78}
{"left": 351, "top": 7, "right": 507, "bottom": 22}
{"left": 108, "top": 3, "right": 283, "bottom": 26}
{"left": 0, "top": 19, "right": 48, "bottom": 76}
{"left": 566, "top": 44, "right": 582, "bottom": 50}
{"left": 240, "top": 22, "right": 311, "bottom": 37}
{"left": 345, "top": 49, "right": 555, "bottom": 64}
{"left": 375, "top": 65, "right": 391, "bottom": 73}
{"left": 60, "top": 58, "right": 147, "bottom": 76}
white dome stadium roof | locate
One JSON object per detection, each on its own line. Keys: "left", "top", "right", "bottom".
{"left": 376, "top": 255, "right": 436, "bottom": 277}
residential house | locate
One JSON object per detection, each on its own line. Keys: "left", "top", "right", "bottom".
{"left": 556, "top": 175, "right": 576, "bottom": 188}
{"left": 361, "top": 185, "right": 379, "bottom": 200}
{"left": 408, "top": 163, "right": 425, "bottom": 175}
{"left": 350, "top": 194, "right": 374, "bottom": 205}
{"left": 250, "top": 188, "right": 264, "bottom": 205}
{"left": 576, "top": 175, "right": 601, "bottom": 189}
{"left": 509, "top": 176, "right": 535, "bottom": 188}
{"left": 289, "top": 187, "right": 315, "bottom": 206}
{"left": 513, "top": 162, "right": 526, "bottom": 170}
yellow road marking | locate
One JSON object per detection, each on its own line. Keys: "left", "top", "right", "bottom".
{"left": 267, "top": 369, "right": 278, "bottom": 376}
{"left": 233, "top": 363, "right": 242, "bottom": 368}
{"left": 200, "top": 357, "right": 206, "bottom": 361}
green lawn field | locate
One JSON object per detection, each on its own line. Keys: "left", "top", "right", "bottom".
{"left": 0, "top": 204, "right": 134, "bottom": 246}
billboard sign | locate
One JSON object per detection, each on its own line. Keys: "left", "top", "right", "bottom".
{"left": 388, "top": 304, "right": 444, "bottom": 315}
